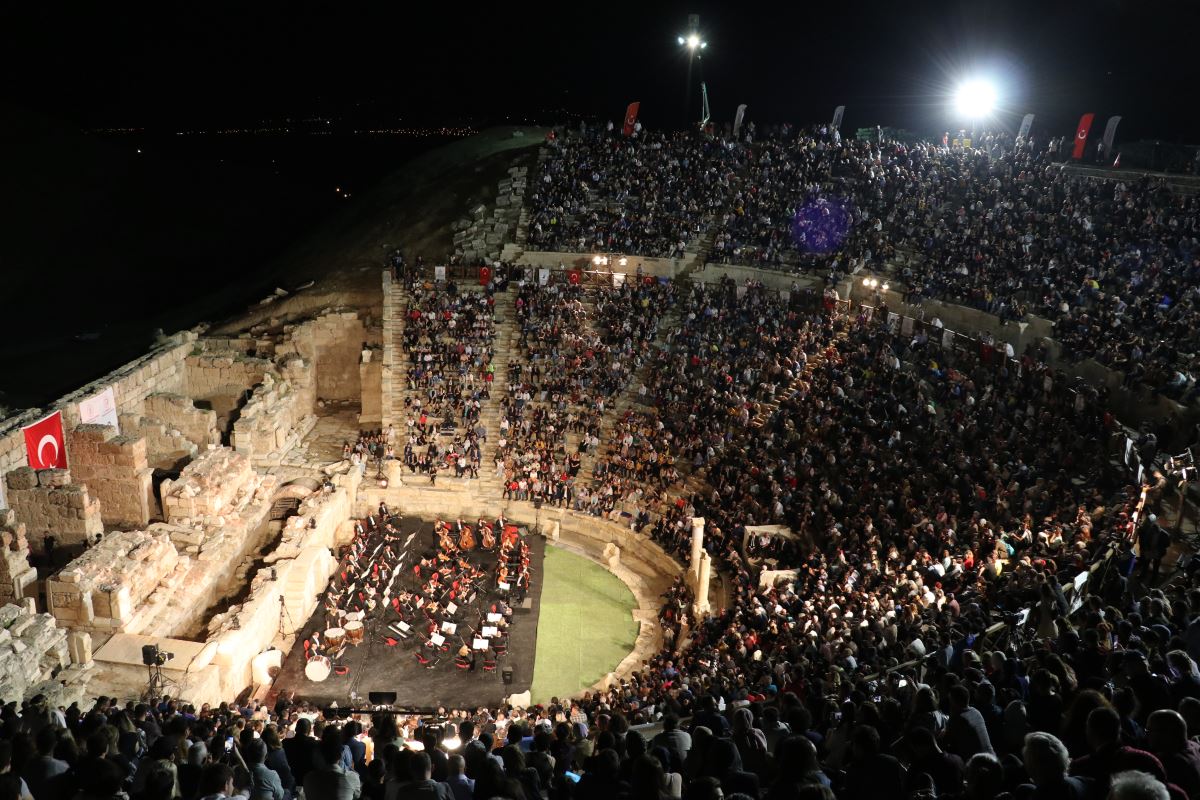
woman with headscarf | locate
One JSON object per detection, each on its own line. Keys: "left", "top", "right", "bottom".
{"left": 731, "top": 707, "right": 769, "bottom": 780}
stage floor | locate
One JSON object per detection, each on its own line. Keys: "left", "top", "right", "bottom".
{"left": 274, "top": 517, "right": 546, "bottom": 710}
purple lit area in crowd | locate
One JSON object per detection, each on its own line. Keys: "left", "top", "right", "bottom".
{"left": 791, "top": 195, "right": 853, "bottom": 254}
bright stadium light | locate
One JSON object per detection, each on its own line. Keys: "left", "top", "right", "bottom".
{"left": 677, "top": 36, "right": 686, "bottom": 45}
{"left": 687, "top": 34, "right": 701, "bottom": 49}
{"left": 954, "top": 79, "right": 997, "bottom": 119}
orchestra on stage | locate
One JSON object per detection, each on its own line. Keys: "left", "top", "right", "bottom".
{"left": 302, "top": 504, "right": 534, "bottom": 682}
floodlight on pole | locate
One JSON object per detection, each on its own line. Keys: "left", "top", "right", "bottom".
{"left": 954, "top": 79, "right": 997, "bottom": 119}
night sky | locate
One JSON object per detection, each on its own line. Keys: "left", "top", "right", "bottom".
{"left": 4, "top": 1, "right": 1199, "bottom": 140}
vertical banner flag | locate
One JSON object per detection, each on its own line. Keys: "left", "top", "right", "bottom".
{"left": 831, "top": 105, "right": 845, "bottom": 131}
{"left": 568, "top": 267, "right": 582, "bottom": 286}
{"left": 478, "top": 265, "right": 491, "bottom": 286}
{"left": 1017, "top": 113, "right": 1035, "bottom": 141}
{"left": 1072, "top": 113, "right": 1095, "bottom": 160}
{"left": 434, "top": 265, "right": 447, "bottom": 282}
{"left": 941, "top": 329, "right": 955, "bottom": 351}
{"left": 538, "top": 268, "right": 550, "bottom": 286}
{"left": 733, "top": 104, "right": 747, "bottom": 138}
{"left": 79, "top": 386, "right": 119, "bottom": 432}
{"left": 23, "top": 411, "right": 68, "bottom": 470}
{"left": 622, "top": 101, "right": 640, "bottom": 137}
{"left": 1101, "top": 116, "right": 1122, "bottom": 160}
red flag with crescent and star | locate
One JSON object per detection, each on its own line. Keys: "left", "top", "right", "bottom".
{"left": 622, "top": 101, "right": 640, "bottom": 137}
{"left": 568, "top": 268, "right": 582, "bottom": 285}
{"left": 23, "top": 411, "right": 68, "bottom": 470}
{"left": 1072, "top": 113, "right": 1095, "bottom": 160}
{"left": 479, "top": 265, "right": 491, "bottom": 286}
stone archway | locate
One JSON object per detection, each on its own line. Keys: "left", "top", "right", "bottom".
{"left": 270, "top": 478, "right": 322, "bottom": 521}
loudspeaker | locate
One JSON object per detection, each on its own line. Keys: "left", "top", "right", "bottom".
{"left": 368, "top": 691, "right": 397, "bottom": 705}
{"left": 502, "top": 668, "right": 514, "bottom": 685}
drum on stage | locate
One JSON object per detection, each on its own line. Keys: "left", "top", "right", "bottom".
{"left": 345, "top": 611, "right": 364, "bottom": 623}
{"left": 345, "top": 621, "right": 365, "bottom": 645}
{"left": 324, "top": 628, "right": 346, "bottom": 651}
{"left": 305, "top": 655, "right": 331, "bottom": 682}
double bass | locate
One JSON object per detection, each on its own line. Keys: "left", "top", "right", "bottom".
{"left": 459, "top": 523, "right": 477, "bottom": 551}
{"left": 480, "top": 518, "right": 496, "bottom": 550}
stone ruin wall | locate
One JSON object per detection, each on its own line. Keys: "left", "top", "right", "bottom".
{"left": 0, "top": 332, "right": 198, "bottom": 495}
{"left": 280, "top": 312, "right": 366, "bottom": 402}
{"left": 231, "top": 358, "right": 316, "bottom": 465}
{"left": 4, "top": 468, "right": 103, "bottom": 552}
{"left": 48, "top": 447, "right": 277, "bottom": 641}
{"left": 66, "top": 425, "right": 154, "bottom": 529}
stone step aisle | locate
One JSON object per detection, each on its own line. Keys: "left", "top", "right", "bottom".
{"left": 380, "top": 272, "right": 407, "bottom": 428}
{"left": 574, "top": 305, "right": 681, "bottom": 488}
{"left": 476, "top": 288, "right": 518, "bottom": 496}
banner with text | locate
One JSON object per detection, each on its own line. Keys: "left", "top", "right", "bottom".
{"left": 79, "top": 386, "right": 119, "bottom": 432}
{"left": 733, "top": 104, "right": 747, "bottom": 138}
{"left": 23, "top": 410, "right": 68, "bottom": 470}
{"left": 831, "top": 105, "right": 845, "bottom": 131}
{"left": 622, "top": 101, "right": 641, "bottom": 137}
{"left": 1072, "top": 113, "right": 1095, "bottom": 160}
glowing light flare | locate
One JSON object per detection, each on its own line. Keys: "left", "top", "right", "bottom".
{"left": 954, "top": 79, "right": 998, "bottom": 118}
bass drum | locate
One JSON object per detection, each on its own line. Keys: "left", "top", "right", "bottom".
{"left": 305, "top": 655, "right": 332, "bottom": 682}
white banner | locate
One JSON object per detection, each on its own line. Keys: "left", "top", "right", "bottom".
{"left": 612, "top": 272, "right": 626, "bottom": 288}
{"left": 887, "top": 312, "right": 900, "bottom": 334}
{"left": 434, "top": 265, "right": 447, "bottom": 282}
{"left": 538, "top": 268, "right": 550, "bottom": 286}
{"left": 733, "top": 104, "right": 747, "bottom": 138}
{"left": 941, "top": 329, "right": 955, "bottom": 350}
{"left": 79, "top": 386, "right": 120, "bottom": 432}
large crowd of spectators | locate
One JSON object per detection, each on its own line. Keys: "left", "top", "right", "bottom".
{"left": 528, "top": 125, "right": 1200, "bottom": 401}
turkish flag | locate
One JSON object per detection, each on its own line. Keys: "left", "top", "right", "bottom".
{"left": 622, "top": 101, "right": 640, "bottom": 136}
{"left": 568, "top": 268, "right": 582, "bottom": 285}
{"left": 23, "top": 411, "right": 67, "bottom": 470}
{"left": 479, "top": 266, "right": 492, "bottom": 286}
{"left": 1072, "top": 113, "right": 1095, "bottom": 160}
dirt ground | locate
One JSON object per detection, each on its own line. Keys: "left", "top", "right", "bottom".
{"left": 212, "top": 127, "right": 543, "bottom": 335}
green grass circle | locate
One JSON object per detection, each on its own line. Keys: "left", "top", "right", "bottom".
{"left": 530, "top": 544, "right": 639, "bottom": 703}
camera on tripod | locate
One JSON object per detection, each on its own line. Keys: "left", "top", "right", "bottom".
{"left": 142, "top": 644, "right": 175, "bottom": 667}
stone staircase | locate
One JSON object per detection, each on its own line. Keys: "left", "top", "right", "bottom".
{"left": 476, "top": 289, "right": 518, "bottom": 497}
{"left": 380, "top": 272, "right": 405, "bottom": 428}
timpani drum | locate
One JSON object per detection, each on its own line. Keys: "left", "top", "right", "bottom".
{"left": 344, "top": 621, "right": 365, "bottom": 645}
{"left": 345, "top": 611, "right": 364, "bottom": 624}
{"left": 324, "top": 627, "right": 346, "bottom": 651}
{"left": 305, "top": 656, "right": 331, "bottom": 682}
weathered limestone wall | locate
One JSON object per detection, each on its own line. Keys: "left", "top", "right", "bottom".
{"left": 0, "top": 512, "right": 38, "bottom": 605}
{"left": 0, "top": 603, "right": 73, "bottom": 706}
{"left": 66, "top": 425, "right": 153, "bottom": 529}
{"left": 230, "top": 358, "right": 317, "bottom": 464}
{"left": 143, "top": 394, "right": 220, "bottom": 450}
{"left": 184, "top": 354, "right": 272, "bottom": 402}
{"left": 119, "top": 412, "right": 199, "bottom": 471}
{"left": 0, "top": 332, "right": 196, "bottom": 491}
{"left": 45, "top": 528, "right": 179, "bottom": 633}
{"left": 4, "top": 468, "right": 103, "bottom": 552}
{"left": 161, "top": 448, "right": 257, "bottom": 522}
{"left": 278, "top": 313, "right": 365, "bottom": 402}
{"left": 50, "top": 446, "right": 277, "bottom": 640}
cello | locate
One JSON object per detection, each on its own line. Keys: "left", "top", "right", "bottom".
{"left": 480, "top": 518, "right": 496, "bottom": 550}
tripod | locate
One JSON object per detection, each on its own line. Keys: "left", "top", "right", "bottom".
{"left": 278, "top": 595, "right": 297, "bottom": 637}
{"left": 144, "top": 663, "right": 176, "bottom": 703}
